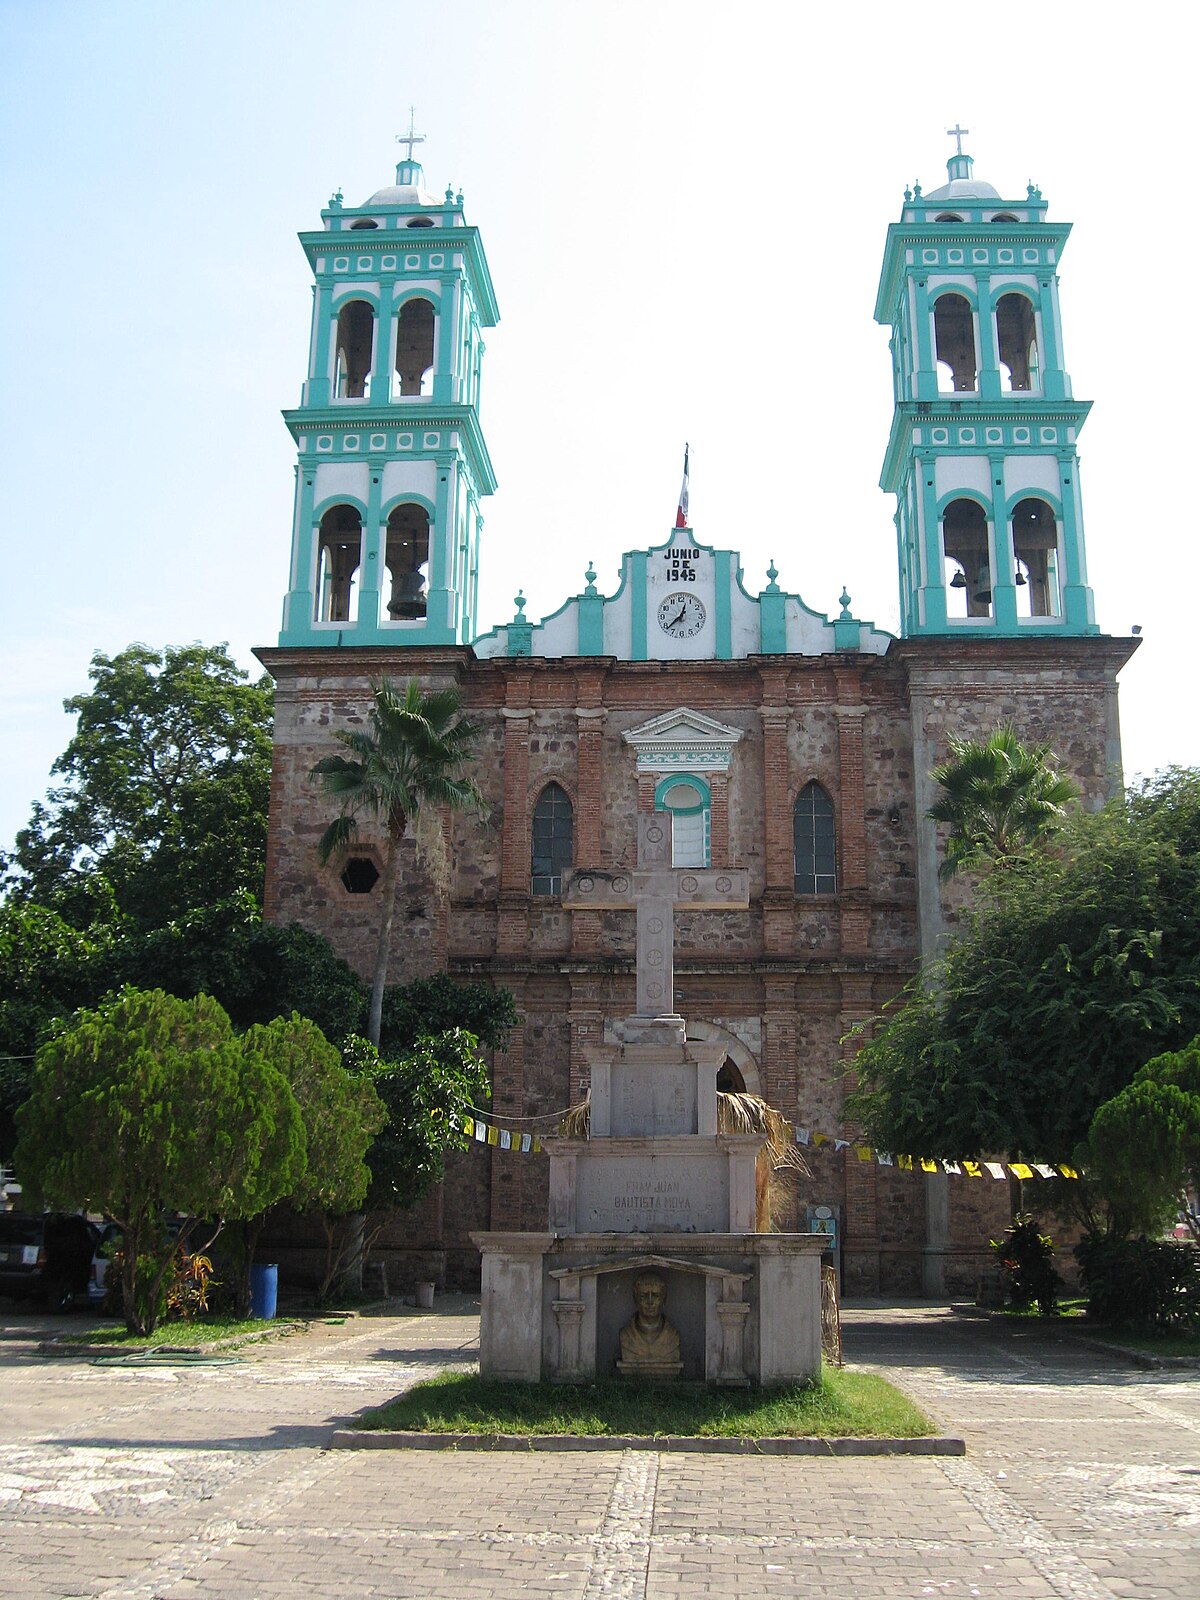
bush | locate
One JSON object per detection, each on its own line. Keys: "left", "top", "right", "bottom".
{"left": 1075, "top": 1235, "right": 1200, "bottom": 1328}
{"left": 991, "top": 1212, "right": 1060, "bottom": 1315}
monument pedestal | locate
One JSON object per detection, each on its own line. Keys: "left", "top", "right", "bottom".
{"left": 472, "top": 816, "right": 826, "bottom": 1388}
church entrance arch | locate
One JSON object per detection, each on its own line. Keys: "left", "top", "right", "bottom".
{"left": 684, "top": 1020, "right": 761, "bottom": 1099}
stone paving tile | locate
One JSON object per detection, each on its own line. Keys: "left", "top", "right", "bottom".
{"left": 1, "top": 1300, "right": 1198, "bottom": 1600}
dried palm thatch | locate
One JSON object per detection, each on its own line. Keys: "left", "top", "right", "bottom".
{"left": 557, "top": 1090, "right": 809, "bottom": 1233}
{"left": 718, "top": 1091, "right": 811, "bottom": 1232}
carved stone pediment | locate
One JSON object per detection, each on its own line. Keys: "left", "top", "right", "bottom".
{"left": 621, "top": 708, "right": 743, "bottom": 773}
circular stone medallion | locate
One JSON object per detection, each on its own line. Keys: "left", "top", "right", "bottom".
{"left": 680, "top": 875, "right": 699, "bottom": 893}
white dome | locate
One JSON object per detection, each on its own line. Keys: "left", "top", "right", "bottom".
{"left": 363, "top": 182, "right": 440, "bottom": 207}
{"left": 924, "top": 176, "right": 1002, "bottom": 203}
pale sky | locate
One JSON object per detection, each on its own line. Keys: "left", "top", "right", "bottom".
{"left": 2, "top": 1, "right": 1196, "bottom": 858}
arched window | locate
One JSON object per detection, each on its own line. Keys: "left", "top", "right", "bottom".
{"left": 793, "top": 782, "right": 836, "bottom": 895}
{"left": 314, "top": 505, "right": 362, "bottom": 623}
{"left": 657, "top": 778, "right": 710, "bottom": 868}
{"left": 1011, "top": 498, "right": 1061, "bottom": 618}
{"left": 996, "top": 293, "right": 1039, "bottom": 392}
{"left": 934, "top": 293, "right": 977, "bottom": 392}
{"left": 395, "top": 297, "right": 435, "bottom": 396}
{"left": 942, "top": 499, "right": 993, "bottom": 619}
{"left": 531, "top": 784, "right": 573, "bottom": 896}
{"left": 333, "top": 300, "right": 374, "bottom": 398}
{"left": 384, "top": 504, "right": 430, "bottom": 619}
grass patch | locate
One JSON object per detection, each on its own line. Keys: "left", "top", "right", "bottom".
{"left": 354, "top": 1368, "right": 935, "bottom": 1439}
{"left": 56, "top": 1316, "right": 281, "bottom": 1349}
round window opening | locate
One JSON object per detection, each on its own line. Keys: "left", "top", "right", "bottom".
{"left": 341, "top": 857, "right": 380, "bottom": 894}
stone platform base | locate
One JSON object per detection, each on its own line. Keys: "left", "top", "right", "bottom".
{"left": 472, "top": 1231, "right": 828, "bottom": 1387}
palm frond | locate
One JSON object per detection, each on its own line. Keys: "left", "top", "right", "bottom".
{"left": 315, "top": 814, "right": 358, "bottom": 866}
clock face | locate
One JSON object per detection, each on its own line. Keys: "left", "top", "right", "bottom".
{"left": 657, "top": 591, "right": 707, "bottom": 639}
{"left": 659, "top": 592, "right": 704, "bottom": 640}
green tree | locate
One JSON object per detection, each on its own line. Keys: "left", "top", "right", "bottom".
{"left": 379, "top": 971, "right": 519, "bottom": 1059}
{"left": 230, "top": 1014, "right": 386, "bottom": 1314}
{"left": 14, "top": 989, "right": 306, "bottom": 1335}
{"left": 109, "top": 893, "right": 367, "bottom": 1042}
{"left": 849, "top": 769, "right": 1200, "bottom": 1164}
{"left": 928, "top": 724, "right": 1078, "bottom": 880}
{"left": 0, "top": 904, "right": 102, "bottom": 1157}
{"left": 311, "top": 679, "right": 487, "bottom": 1046}
{"left": 1, "top": 644, "right": 272, "bottom": 928}
{"left": 1086, "top": 1039, "right": 1200, "bottom": 1239}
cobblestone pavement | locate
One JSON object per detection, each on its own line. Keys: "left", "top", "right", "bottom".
{"left": 0, "top": 1297, "right": 1195, "bottom": 1599}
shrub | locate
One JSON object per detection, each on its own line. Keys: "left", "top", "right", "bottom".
{"left": 1075, "top": 1235, "right": 1200, "bottom": 1328}
{"left": 991, "top": 1212, "right": 1060, "bottom": 1315}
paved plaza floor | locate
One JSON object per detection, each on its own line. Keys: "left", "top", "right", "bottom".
{"left": 0, "top": 1296, "right": 1195, "bottom": 1599}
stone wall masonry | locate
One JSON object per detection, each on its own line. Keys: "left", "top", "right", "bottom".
{"left": 256, "top": 636, "right": 1135, "bottom": 1293}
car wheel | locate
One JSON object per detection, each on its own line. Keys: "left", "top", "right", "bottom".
{"left": 46, "top": 1278, "right": 75, "bottom": 1313}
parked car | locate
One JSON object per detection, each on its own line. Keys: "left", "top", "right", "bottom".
{"left": 0, "top": 1212, "right": 98, "bottom": 1309}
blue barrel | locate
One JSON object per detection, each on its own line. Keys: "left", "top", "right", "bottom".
{"left": 249, "top": 1262, "right": 278, "bottom": 1320}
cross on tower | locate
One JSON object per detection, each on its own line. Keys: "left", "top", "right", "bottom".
{"left": 396, "top": 109, "right": 425, "bottom": 162}
{"left": 564, "top": 814, "right": 749, "bottom": 1020}
{"left": 946, "top": 123, "right": 970, "bottom": 156}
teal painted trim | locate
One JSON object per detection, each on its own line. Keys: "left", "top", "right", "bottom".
{"left": 919, "top": 468, "right": 948, "bottom": 629}
{"left": 930, "top": 283, "right": 980, "bottom": 311}
{"left": 1038, "top": 277, "right": 1066, "bottom": 399}
{"left": 283, "top": 405, "right": 498, "bottom": 497}
{"left": 654, "top": 774, "right": 711, "bottom": 809}
{"left": 1002, "top": 486, "right": 1064, "bottom": 519}
{"left": 310, "top": 282, "right": 334, "bottom": 405}
{"left": 356, "top": 467, "right": 384, "bottom": 630}
{"left": 631, "top": 552, "right": 648, "bottom": 661}
{"left": 301, "top": 225, "right": 499, "bottom": 326}
{"left": 759, "top": 587, "right": 786, "bottom": 652}
{"left": 934, "top": 487, "right": 991, "bottom": 518}
{"left": 380, "top": 489, "right": 437, "bottom": 520}
{"left": 507, "top": 623, "right": 533, "bottom": 657}
{"left": 914, "top": 279, "right": 937, "bottom": 399}
{"left": 369, "top": 296, "right": 394, "bottom": 403}
{"left": 433, "top": 278, "right": 455, "bottom": 404}
{"left": 431, "top": 457, "right": 453, "bottom": 606}
{"left": 281, "top": 465, "right": 318, "bottom": 640}
{"left": 577, "top": 593, "right": 604, "bottom": 654}
{"left": 313, "top": 490, "right": 370, "bottom": 520}
{"left": 714, "top": 551, "right": 732, "bottom": 659}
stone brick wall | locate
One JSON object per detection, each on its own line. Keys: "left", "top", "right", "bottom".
{"left": 256, "top": 633, "right": 1134, "bottom": 1294}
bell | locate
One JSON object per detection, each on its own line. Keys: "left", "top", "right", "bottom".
{"left": 1015, "top": 570, "right": 1027, "bottom": 587}
{"left": 950, "top": 567, "right": 967, "bottom": 589}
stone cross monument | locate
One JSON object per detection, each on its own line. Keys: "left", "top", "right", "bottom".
{"left": 472, "top": 810, "right": 826, "bottom": 1387}
{"left": 564, "top": 814, "right": 749, "bottom": 1023}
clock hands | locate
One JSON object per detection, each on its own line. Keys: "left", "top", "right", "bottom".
{"left": 668, "top": 602, "right": 688, "bottom": 630}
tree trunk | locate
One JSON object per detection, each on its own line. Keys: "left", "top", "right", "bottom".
{"left": 367, "top": 824, "right": 405, "bottom": 1048}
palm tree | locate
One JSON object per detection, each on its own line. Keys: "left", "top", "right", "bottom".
{"left": 928, "top": 725, "right": 1078, "bottom": 881}
{"left": 311, "top": 678, "right": 487, "bottom": 1045}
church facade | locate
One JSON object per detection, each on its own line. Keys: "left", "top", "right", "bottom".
{"left": 258, "top": 139, "right": 1135, "bottom": 1295}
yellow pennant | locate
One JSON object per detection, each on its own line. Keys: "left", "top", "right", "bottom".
{"left": 920, "top": 1157, "right": 938, "bottom": 1174}
{"left": 1009, "top": 1162, "right": 1034, "bottom": 1181}
{"left": 963, "top": 1161, "right": 982, "bottom": 1178}
{"left": 486, "top": 1124, "right": 499, "bottom": 1146}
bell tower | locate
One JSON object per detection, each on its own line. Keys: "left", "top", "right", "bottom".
{"left": 875, "top": 130, "right": 1096, "bottom": 637}
{"left": 277, "top": 135, "right": 498, "bottom": 648}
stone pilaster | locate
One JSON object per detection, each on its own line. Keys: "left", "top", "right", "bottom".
{"left": 496, "top": 688, "right": 533, "bottom": 955}
{"left": 759, "top": 692, "right": 793, "bottom": 956}
{"left": 834, "top": 663, "right": 869, "bottom": 957}
{"left": 572, "top": 702, "right": 606, "bottom": 955}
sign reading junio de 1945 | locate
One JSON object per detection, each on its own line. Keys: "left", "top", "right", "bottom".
{"left": 664, "top": 547, "right": 700, "bottom": 582}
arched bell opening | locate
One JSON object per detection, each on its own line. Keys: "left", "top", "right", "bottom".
{"left": 942, "top": 499, "right": 993, "bottom": 618}
{"left": 934, "top": 292, "right": 977, "bottom": 392}
{"left": 1011, "top": 497, "right": 1061, "bottom": 618}
{"left": 996, "top": 293, "right": 1039, "bottom": 392}
{"left": 395, "top": 297, "right": 435, "bottom": 397}
{"left": 384, "top": 504, "right": 430, "bottom": 619}
{"left": 315, "top": 505, "right": 362, "bottom": 623}
{"left": 333, "top": 300, "right": 374, "bottom": 399}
